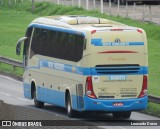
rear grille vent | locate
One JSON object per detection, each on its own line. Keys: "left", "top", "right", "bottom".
{"left": 95, "top": 64, "right": 140, "bottom": 74}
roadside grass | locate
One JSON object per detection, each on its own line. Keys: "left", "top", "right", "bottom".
{"left": 0, "top": 10, "right": 38, "bottom": 60}
{"left": 0, "top": 62, "right": 23, "bottom": 77}
{"left": 143, "top": 102, "right": 160, "bottom": 117}
{"left": 0, "top": 1, "right": 160, "bottom": 116}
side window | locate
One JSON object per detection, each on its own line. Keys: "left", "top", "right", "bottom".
{"left": 75, "top": 35, "right": 84, "bottom": 61}
{"left": 49, "top": 30, "right": 56, "bottom": 57}
{"left": 53, "top": 31, "right": 60, "bottom": 58}
{"left": 30, "top": 28, "right": 84, "bottom": 62}
{"left": 23, "top": 27, "right": 33, "bottom": 67}
{"left": 64, "top": 33, "right": 84, "bottom": 62}
{"left": 42, "top": 29, "right": 49, "bottom": 56}
{"left": 59, "top": 32, "right": 66, "bottom": 58}
{"left": 30, "top": 28, "right": 41, "bottom": 58}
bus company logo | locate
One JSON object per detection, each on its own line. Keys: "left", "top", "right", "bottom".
{"left": 114, "top": 38, "right": 121, "bottom": 43}
{"left": 92, "top": 76, "right": 100, "bottom": 82}
{"left": 108, "top": 57, "right": 127, "bottom": 61}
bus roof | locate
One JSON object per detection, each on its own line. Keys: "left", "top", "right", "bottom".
{"left": 30, "top": 16, "right": 137, "bottom": 32}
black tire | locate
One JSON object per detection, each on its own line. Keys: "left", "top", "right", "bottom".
{"left": 114, "top": 0, "right": 118, "bottom": 4}
{"left": 122, "top": 111, "right": 131, "bottom": 118}
{"left": 66, "top": 94, "right": 75, "bottom": 117}
{"left": 142, "top": 1, "right": 158, "bottom": 5}
{"left": 120, "top": 0, "right": 126, "bottom": 5}
{"left": 112, "top": 112, "right": 122, "bottom": 119}
{"left": 113, "top": 111, "right": 131, "bottom": 119}
{"left": 33, "top": 90, "right": 44, "bottom": 108}
{"left": 128, "top": 1, "right": 134, "bottom": 5}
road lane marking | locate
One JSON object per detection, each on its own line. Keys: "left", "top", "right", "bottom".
{"left": 16, "top": 97, "right": 33, "bottom": 104}
{"left": 0, "top": 74, "right": 22, "bottom": 84}
{"left": 115, "top": 126, "right": 126, "bottom": 129}
{"left": 0, "top": 92, "right": 32, "bottom": 104}
{"left": 17, "top": 98, "right": 29, "bottom": 102}
{"left": 0, "top": 92, "right": 11, "bottom": 97}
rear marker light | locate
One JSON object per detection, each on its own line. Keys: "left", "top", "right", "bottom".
{"left": 137, "top": 29, "right": 142, "bottom": 33}
{"left": 138, "top": 75, "right": 148, "bottom": 98}
{"left": 91, "top": 30, "right": 96, "bottom": 34}
{"left": 85, "top": 76, "right": 97, "bottom": 99}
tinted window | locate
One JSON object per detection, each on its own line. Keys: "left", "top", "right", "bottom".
{"left": 30, "top": 28, "right": 84, "bottom": 62}
{"left": 23, "top": 27, "right": 33, "bottom": 67}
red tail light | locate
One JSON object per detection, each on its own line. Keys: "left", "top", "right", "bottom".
{"left": 138, "top": 75, "right": 148, "bottom": 98}
{"left": 137, "top": 29, "right": 143, "bottom": 33}
{"left": 91, "top": 30, "right": 96, "bottom": 34}
{"left": 85, "top": 76, "right": 97, "bottom": 99}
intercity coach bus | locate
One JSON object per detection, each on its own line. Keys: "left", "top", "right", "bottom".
{"left": 16, "top": 16, "right": 148, "bottom": 118}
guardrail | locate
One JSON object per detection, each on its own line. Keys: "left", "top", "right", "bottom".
{"left": 0, "top": 56, "right": 23, "bottom": 68}
{"left": 0, "top": 56, "right": 160, "bottom": 104}
{"left": 148, "top": 95, "right": 160, "bottom": 104}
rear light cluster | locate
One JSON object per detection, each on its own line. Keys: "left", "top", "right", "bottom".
{"left": 138, "top": 75, "right": 148, "bottom": 98}
{"left": 91, "top": 30, "right": 96, "bottom": 34}
{"left": 85, "top": 75, "right": 147, "bottom": 99}
{"left": 85, "top": 76, "right": 97, "bottom": 99}
{"left": 137, "top": 29, "right": 143, "bottom": 33}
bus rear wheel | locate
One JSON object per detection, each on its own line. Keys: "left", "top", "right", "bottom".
{"left": 122, "top": 111, "right": 131, "bottom": 118}
{"left": 33, "top": 90, "right": 44, "bottom": 108}
{"left": 66, "top": 94, "right": 75, "bottom": 117}
{"left": 112, "top": 111, "right": 131, "bottom": 119}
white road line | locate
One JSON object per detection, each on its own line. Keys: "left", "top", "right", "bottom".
{"left": 0, "top": 74, "right": 22, "bottom": 84}
{"left": 17, "top": 97, "right": 29, "bottom": 102}
{"left": 115, "top": 126, "right": 126, "bottom": 129}
{"left": 0, "top": 92, "right": 11, "bottom": 97}
{"left": 0, "top": 92, "right": 32, "bottom": 103}
{"left": 16, "top": 97, "right": 33, "bottom": 104}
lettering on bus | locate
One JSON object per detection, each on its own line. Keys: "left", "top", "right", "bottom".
{"left": 54, "top": 63, "right": 64, "bottom": 70}
{"left": 109, "top": 75, "right": 127, "bottom": 81}
{"left": 108, "top": 57, "right": 127, "bottom": 61}
{"left": 102, "top": 42, "right": 129, "bottom": 46}
{"left": 48, "top": 61, "right": 54, "bottom": 69}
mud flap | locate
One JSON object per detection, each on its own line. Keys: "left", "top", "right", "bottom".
{"left": 23, "top": 83, "right": 32, "bottom": 99}
{"left": 76, "top": 84, "right": 84, "bottom": 109}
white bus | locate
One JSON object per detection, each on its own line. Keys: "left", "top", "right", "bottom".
{"left": 16, "top": 16, "right": 148, "bottom": 118}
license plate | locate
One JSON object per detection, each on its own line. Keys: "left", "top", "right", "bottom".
{"left": 113, "top": 102, "right": 123, "bottom": 107}
{"left": 109, "top": 75, "right": 126, "bottom": 81}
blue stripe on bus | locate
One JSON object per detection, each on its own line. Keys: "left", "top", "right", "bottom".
{"left": 91, "top": 39, "right": 144, "bottom": 46}
{"left": 27, "top": 60, "right": 148, "bottom": 75}
{"left": 83, "top": 95, "right": 148, "bottom": 111}
{"left": 23, "top": 83, "right": 148, "bottom": 111}
{"left": 37, "top": 86, "right": 65, "bottom": 107}
{"left": 29, "top": 23, "right": 85, "bottom": 36}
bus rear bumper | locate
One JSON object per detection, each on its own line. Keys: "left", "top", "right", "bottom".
{"left": 83, "top": 95, "right": 148, "bottom": 112}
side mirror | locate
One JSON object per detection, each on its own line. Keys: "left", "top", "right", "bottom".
{"left": 16, "top": 37, "right": 27, "bottom": 55}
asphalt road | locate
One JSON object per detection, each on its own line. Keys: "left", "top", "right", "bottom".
{"left": 0, "top": 74, "right": 160, "bottom": 129}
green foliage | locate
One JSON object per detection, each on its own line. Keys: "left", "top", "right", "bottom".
{"left": 143, "top": 102, "right": 160, "bottom": 117}
{"left": 0, "top": 10, "right": 38, "bottom": 60}
{"left": 0, "top": 62, "right": 23, "bottom": 77}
